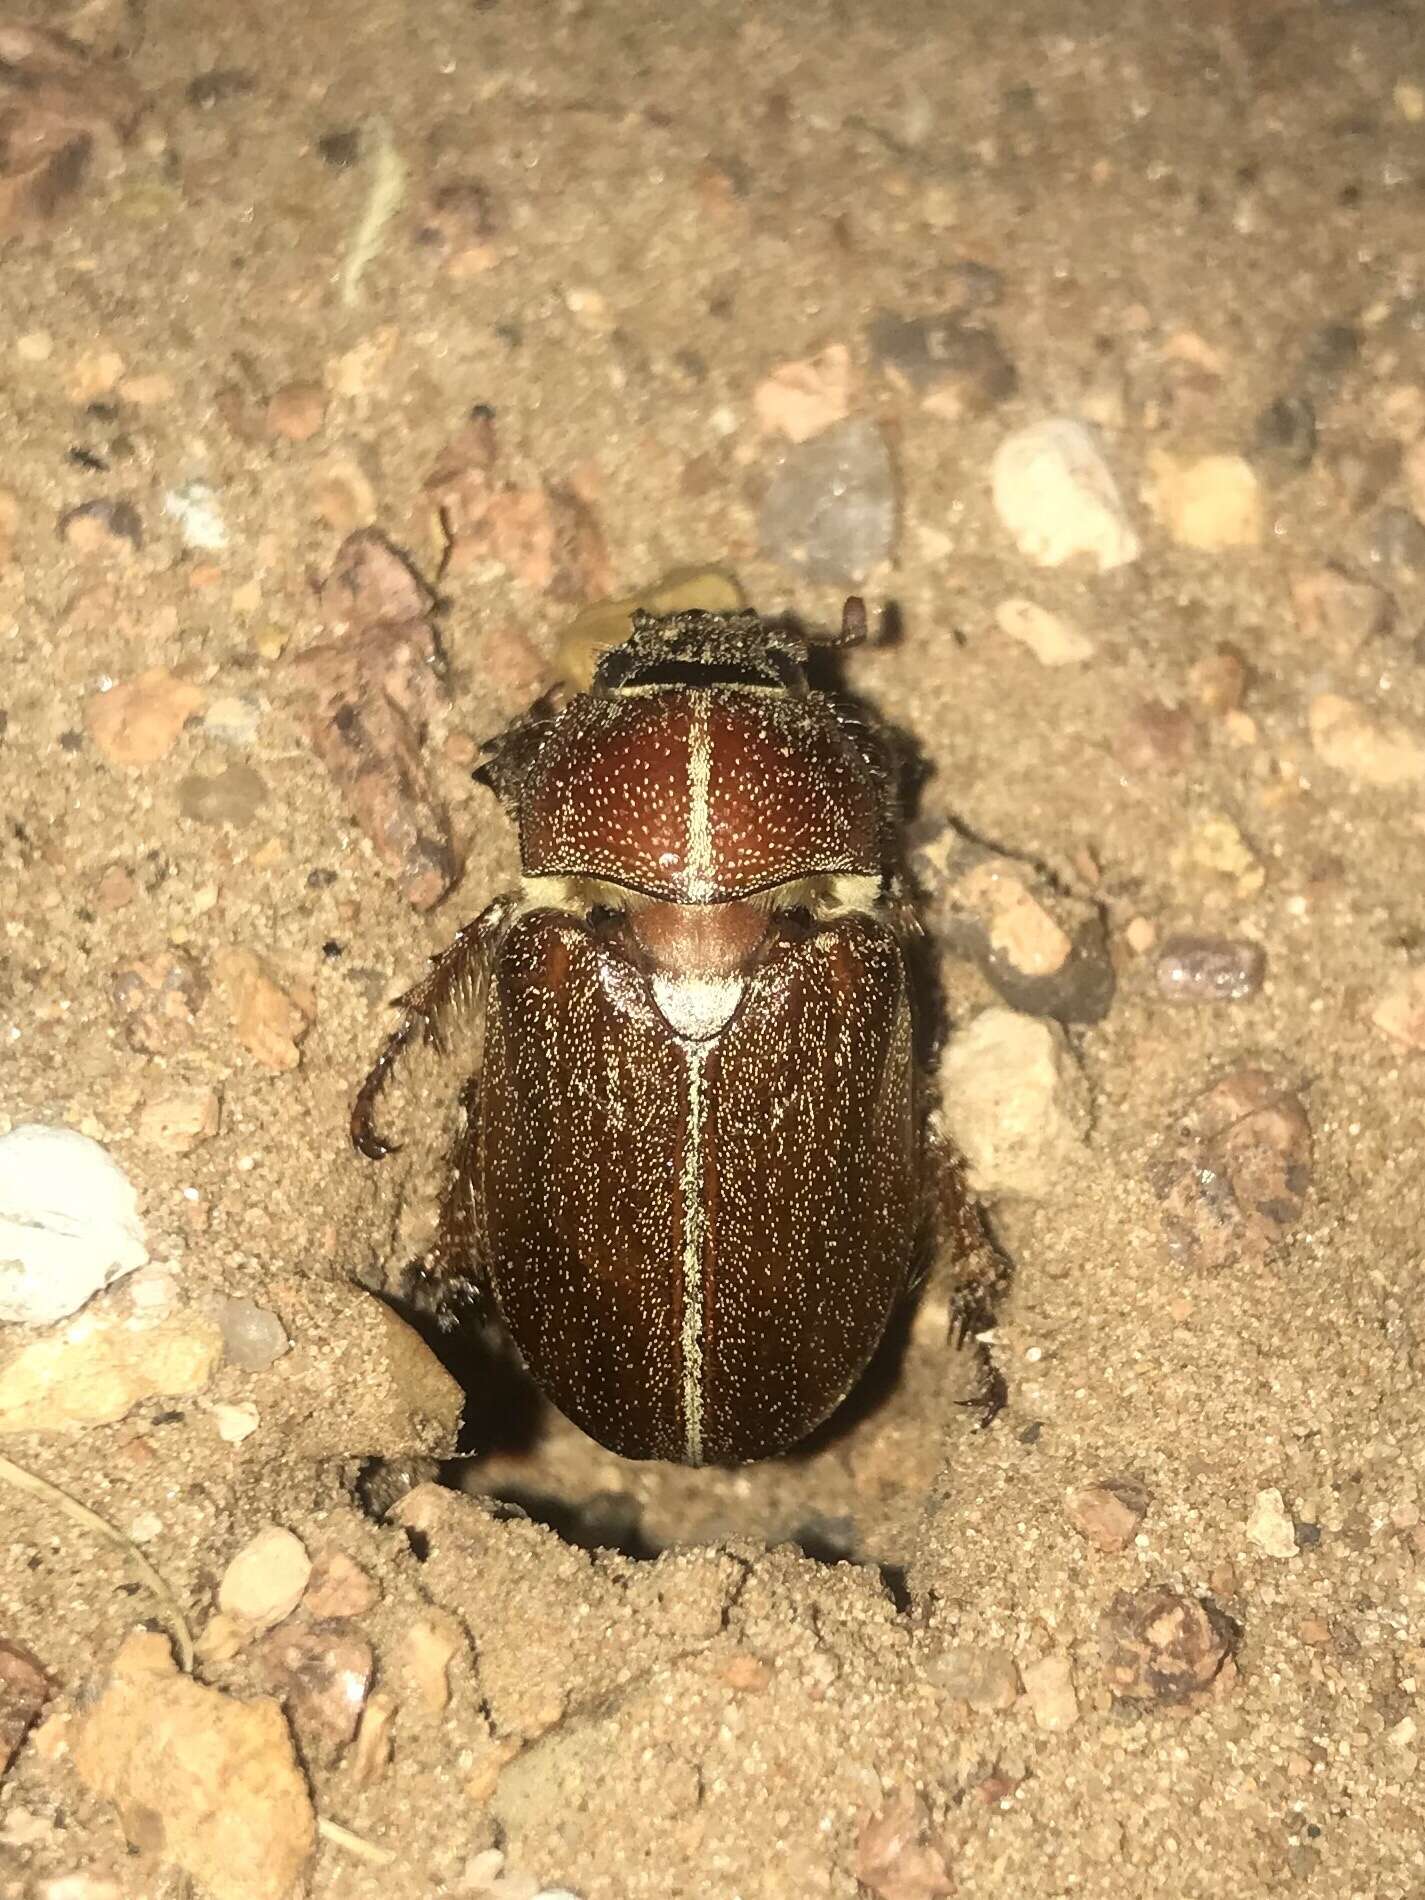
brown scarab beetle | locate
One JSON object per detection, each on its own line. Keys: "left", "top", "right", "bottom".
{"left": 353, "top": 602, "right": 984, "bottom": 1465}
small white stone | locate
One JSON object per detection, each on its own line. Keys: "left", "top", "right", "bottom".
{"left": 128, "top": 1512, "right": 163, "bottom": 1543}
{"left": 1247, "top": 1487, "right": 1298, "bottom": 1560}
{"left": 218, "top": 1526, "right": 312, "bottom": 1628}
{"left": 163, "top": 480, "right": 228, "bottom": 551}
{"left": 991, "top": 418, "right": 1141, "bottom": 572}
{"left": 0, "top": 1125, "right": 149, "bottom": 1326}
{"left": 212, "top": 1401, "right": 260, "bottom": 1444}
{"left": 994, "top": 597, "right": 1096, "bottom": 666}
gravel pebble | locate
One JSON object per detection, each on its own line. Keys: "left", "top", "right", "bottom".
{"left": 1247, "top": 1487, "right": 1298, "bottom": 1560}
{"left": 938, "top": 1007, "right": 1091, "bottom": 1199}
{"left": 757, "top": 417, "right": 898, "bottom": 584}
{"left": 136, "top": 1086, "right": 222, "bottom": 1154}
{"left": 254, "top": 1618, "right": 373, "bottom": 1746}
{"left": 0, "top": 1126, "right": 148, "bottom": 1326}
{"left": 86, "top": 666, "right": 203, "bottom": 767}
{"left": 928, "top": 1643, "right": 1020, "bottom": 1711}
{"left": 0, "top": 1305, "right": 222, "bottom": 1433}
{"left": 1021, "top": 1652, "right": 1078, "bottom": 1731}
{"left": 993, "top": 596, "right": 1095, "bottom": 666}
{"left": 1290, "top": 564, "right": 1394, "bottom": 653}
{"left": 1097, "top": 1586, "right": 1232, "bottom": 1702}
{"left": 219, "top": 1295, "right": 289, "bottom": 1370}
{"left": 1153, "top": 935, "right": 1265, "bottom": 1004}
{"left": 1064, "top": 1478, "right": 1150, "bottom": 1553}
{"left": 72, "top": 1631, "right": 315, "bottom": 1900}
{"left": 218, "top": 1526, "right": 313, "bottom": 1628}
{"left": 752, "top": 344, "right": 851, "bottom": 443}
{"left": 1154, "top": 1070, "right": 1312, "bottom": 1270}
{"left": 110, "top": 950, "right": 208, "bottom": 1053}
{"left": 177, "top": 762, "right": 269, "bottom": 826}
{"left": 991, "top": 418, "right": 1140, "bottom": 571}
{"left": 1309, "top": 693, "right": 1425, "bottom": 787}
{"left": 1147, "top": 450, "right": 1263, "bottom": 549}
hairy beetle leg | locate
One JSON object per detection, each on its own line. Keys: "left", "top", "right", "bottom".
{"left": 932, "top": 1138, "right": 1008, "bottom": 1428}
{"left": 350, "top": 896, "right": 514, "bottom": 1161}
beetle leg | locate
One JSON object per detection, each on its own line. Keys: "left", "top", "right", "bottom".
{"left": 931, "top": 1136, "right": 1008, "bottom": 1427}
{"left": 350, "top": 894, "right": 517, "bottom": 1160}
{"left": 420, "top": 1073, "right": 490, "bottom": 1319}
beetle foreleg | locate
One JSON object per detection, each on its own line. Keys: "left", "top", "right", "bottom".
{"left": 350, "top": 894, "right": 516, "bottom": 1160}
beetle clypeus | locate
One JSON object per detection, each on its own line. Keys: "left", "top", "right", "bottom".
{"left": 353, "top": 602, "right": 986, "bottom": 1465}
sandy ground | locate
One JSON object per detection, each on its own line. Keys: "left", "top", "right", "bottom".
{"left": 3, "top": 0, "right": 1425, "bottom": 1895}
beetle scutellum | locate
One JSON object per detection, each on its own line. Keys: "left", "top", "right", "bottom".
{"left": 353, "top": 602, "right": 986, "bottom": 1465}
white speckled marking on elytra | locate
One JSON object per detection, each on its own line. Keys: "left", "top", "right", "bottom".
{"left": 679, "top": 1043, "right": 709, "bottom": 1463}
{"left": 684, "top": 697, "right": 716, "bottom": 900}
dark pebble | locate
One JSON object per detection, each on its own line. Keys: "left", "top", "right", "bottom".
{"left": 1297, "top": 321, "right": 1361, "bottom": 400}
{"left": 1250, "top": 395, "right": 1316, "bottom": 479}
{"left": 1155, "top": 935, "right": 1264, "bottom": 1004}
{"left": 186, "top": 68, "right": 257, "bottom": 108}
{"left": 867, "top": 310, "right": 1018, "bottom": 410}
{"left": 317, "top": 128, "right": 362, "bottom": 169}
{"left": 1364, "top": 506, "right": 1425, "bottom": 580}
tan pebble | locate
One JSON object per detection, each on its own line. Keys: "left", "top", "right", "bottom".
{"left": 67, "top": 347, "right": 125, "bottom": 403}
{"left": 137, "top": 1086, "right": 222, "bottom": 1154}
{"left": 215, "top": 948, "right": 315, "bottom": 1072}
{"left": 328, "top": 325, "right": 401, "bottom": 401}
{"left": 1167, "top": 1295, "right": 1193, "bottom": 1323}
{"left": 1296, "top": 1617, "right": 1332, "bottom": 1647}
{"left": 1369, "top": 968, "right": 1425, "bottom": 1050}
{"left": 86, "top": 667, "right": 204, "bottom": 767}
{"left": 994, "top": 596, "right": 1096, "bottom": 665}
{"left": 0, "top": 1311, "right": 222, "bottom": 1435}
{"left": 851, "top": 1788, "right": 951, "bottom": 1899}
{"left": 719, "top": 1653, "right": 774, "bottom": 1693}
{"left": 16, "top": 331, "right": 53, "bottom": 363}
{"left": 347, "top": 1689, "right": 397, "bottom": 1783}
{"left": 117, "top": 372, "right": 175, "bottom": 406}
{"left": 1379, "top": 383, "right": 1425, "bottom": 442}
{"left": 1209, "top": 1561, "right": 1239, "bottom": 1598}
{"left": 308, "top": 456, "right": 376, "bottom": 532}
{"left": 753, "top": 343, "right": 852, "bottom": 443}
{"left": 218, "top": 1526, "right": 312, "bottom": 1628}
{"left": 95, "top": 865, "right": 136, "bottom": 911}
{"left": 464, "top": 1736, "right": 520, "bottom": 1803}
{"left": 71, "top": 1632, "right": 315, "bottom": 1900}
{"left": 1124, "top": 915, "right": 1156, "bottom": 955}
{"left": 266, "top": 381, "right": 326, "bottom": 442}
{"left": 1116, "top": 698, "right": 1197, "bottom": 774}
{"left": 1021, "top": 1652, "right": 1079, "bottom": 1730}
{"left": 444, "top": 730, "right": 478, "bottom": 768}
{"left": 956, "top": 861, "right": 1072, "bottom": 976}
{"left": 1147, "top": 450, "right": 1262, "bottom": 549}
{"left": 254, "top": 626, "right": 289, "bottom": 660}
{"left": 1309, "top": 693, "right": 1425, "bottom": 787}
{"left": 400, "top": 1614, "right": 464, "bottom": 1713}
{"left": 302, "top": 1549, "right": 380, "bottom": 1620}
{"left": 231, "top": 578, "right": 261, "bottom": 614}
{"left": 1064, "top": 1479, "right": 1150, "bottom": 1553}
{"left": 1188, "top": 647, "right": 1247, "bottom": 714}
